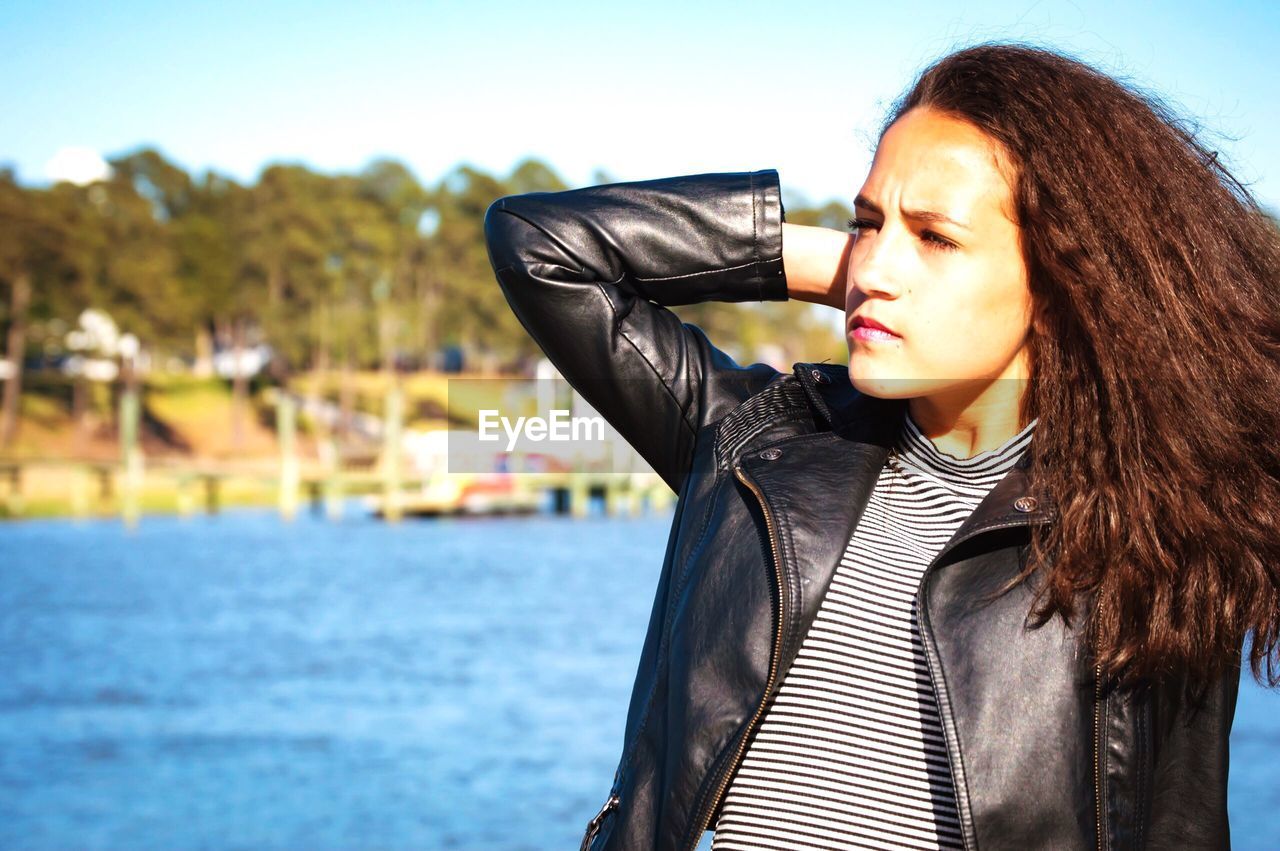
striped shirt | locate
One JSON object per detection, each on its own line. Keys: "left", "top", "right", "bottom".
{"left": 711, "top": 407, "right": 1038, "bottom": 851}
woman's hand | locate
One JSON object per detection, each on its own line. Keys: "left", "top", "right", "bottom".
{"left": 782, "top": 223, "right": 852, "bottom": 310}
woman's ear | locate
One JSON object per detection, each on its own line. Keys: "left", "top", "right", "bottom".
{"left": 1030, "top": 300, "right": 1051, "bottom": 339}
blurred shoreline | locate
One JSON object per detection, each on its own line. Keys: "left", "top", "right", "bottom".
{"left": 0, "top": 368, "right": 463, "bottom": 521}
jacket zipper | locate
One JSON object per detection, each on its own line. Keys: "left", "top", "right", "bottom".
{"left": 1093, "top": 615, "right": 1105, "bottom": 851}
{"left": 682, "top": 463, "right": 786, "bottom": 850}
{"left": 579, "top": 792, "right": 620, "bottom": 851}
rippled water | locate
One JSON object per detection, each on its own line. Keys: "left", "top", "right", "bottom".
{"left": 0, "top": 505, "right": 1276, "bottom": 849}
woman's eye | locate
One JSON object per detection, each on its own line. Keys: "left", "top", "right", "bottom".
{"left": 921, "top": 231, "right": 956, "bottom": 252}
{"left": 847, "top": 217, "right": 957, "bottom": 252}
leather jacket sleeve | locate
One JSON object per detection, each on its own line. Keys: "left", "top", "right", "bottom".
{"left": 483, "top": 169, "right": 789, "bottom": 494}
{"left": 1143, "top": 660, "right": 1241, "bottom": 849}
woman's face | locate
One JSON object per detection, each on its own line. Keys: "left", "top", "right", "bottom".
{"left": 845, "top": 106, "right": 1035, "bottom": 402}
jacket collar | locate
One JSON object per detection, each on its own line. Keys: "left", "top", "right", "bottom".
{"left": 727, "top": 362, "right": 1058, "bottom": 690}
{"left": 790, "top": 361, "right": 1056, "bottom": 532}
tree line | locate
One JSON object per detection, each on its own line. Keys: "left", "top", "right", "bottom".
{"left": 0, "top": 150, "right": 851, "bottom": 449}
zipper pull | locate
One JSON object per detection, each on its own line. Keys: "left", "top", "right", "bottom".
{"left": 579, "top": 793, "right": 620, "bottom": 851}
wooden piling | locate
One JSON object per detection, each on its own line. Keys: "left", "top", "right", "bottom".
{"left": 176, "top": 471, "right": 196, "bottom": 517}
{"left": 119, "top": 385, "right": 142, "bottom": 529}
{"left": 570, "top": 476, "right": 590, "bottom": 518}
{"left": 381, "top": 380, "right": 403, "bottom": 523}
{"left": 319, "top": 436, "right": 343, "bottom": 520}
{"left": 277, "top": 393, "right": 299, "bottom": 521}
{"left": 0, "top": 464, "right": 23, "bottom": 517}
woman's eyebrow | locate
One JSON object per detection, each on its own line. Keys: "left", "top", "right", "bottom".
{"left": 854, "top": 194, "right": 971, "bottom": 231}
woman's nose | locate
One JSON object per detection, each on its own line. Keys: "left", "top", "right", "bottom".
{"left": 847, "top": 233, "right": 903, "bottom": 301}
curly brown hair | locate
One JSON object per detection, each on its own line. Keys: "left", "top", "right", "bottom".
{"left": 882, "top": 42, "right": 1280, "bottom": 695}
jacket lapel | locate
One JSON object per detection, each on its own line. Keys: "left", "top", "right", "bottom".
{"left": 735, "top": 362, "right": 1057, "bottom": 683}
{"left": 734, "top": 430, "right": 891, "bottom": 667}
{"left": 780, "top": 362, "right": 1085, "bottom": 848}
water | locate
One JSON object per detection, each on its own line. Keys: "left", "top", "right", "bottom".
{"left": 0, "top": 506, "right": 1276, "bottom": 849}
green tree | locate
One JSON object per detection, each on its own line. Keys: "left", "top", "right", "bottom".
{"left": 429, "top": 160, "right": 570, "bottom": 370}
{"left": 0, "top": 177, "right": 42, "bottom": 448}
{"left": 357, "top": 159, "right": 432, "bottom": 374}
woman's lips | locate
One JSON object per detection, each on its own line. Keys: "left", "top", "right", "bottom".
{"left": 851, "top": 325, "right": 902, "bottom": 343}
{"left": 849, "top": 316, "right": 902, "bottom": 343}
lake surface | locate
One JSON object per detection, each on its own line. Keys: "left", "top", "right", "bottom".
{"left": 1, "top": 505, "right": 1277, "bottom": 849}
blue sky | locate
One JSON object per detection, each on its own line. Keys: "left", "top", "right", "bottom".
{"left": 2, "top": 0, "right": 1277, "bottom": 210}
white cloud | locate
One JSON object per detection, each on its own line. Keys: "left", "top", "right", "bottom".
{"left": 44, "top": 146, "right": 112, "bottom": 185}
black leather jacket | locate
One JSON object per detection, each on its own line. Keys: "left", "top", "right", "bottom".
{"left": 483, "top": 169, "right": 1240, "bottom": 850}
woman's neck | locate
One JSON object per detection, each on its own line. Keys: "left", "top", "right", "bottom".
{"left": 906, "top": 380, "right": 1030, "bottom": 460}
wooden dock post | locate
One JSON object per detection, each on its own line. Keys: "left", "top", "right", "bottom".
{"left": 570, "top": 475, "right": 590, "bottom": 518}
{"left": 71, "top": 463, "right": 90, "bottom": 518}
{"left": 202, "top": 473, "right": 220, "bottom": 514}
{"left": 175, "top": 471, "right": 196, "bottom": 517}
{"left": 381, "top": 379, "right": 404, "bottom": 523}
{"left": 319, "top": 436, "right": 343, "bottom": 520}
{"left": 0, "top": 463, "right": 23, "bottom": 517}
{"left": 604, "top": 475, "right": 624, "bottom": 517}
{"left": 277, "top": 392, "right": 300, "bottom": 521}
{"left": 626, "top": 472, "right": 645, "bottom": 517}
{"left": 119, "top": 384, "right": 143, "bottom": 529}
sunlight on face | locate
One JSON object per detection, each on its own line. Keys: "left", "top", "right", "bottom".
{"left": 845, "top": 106, "right": 1034, "bottom": 401}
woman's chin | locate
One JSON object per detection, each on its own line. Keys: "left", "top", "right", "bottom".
{"left": 847, "top": 355, "right": 929, "bottom": 399}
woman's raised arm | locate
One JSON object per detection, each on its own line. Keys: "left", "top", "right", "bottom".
{"left": 483, "top": 169, "right": 789, "bottom": 495}
{"left": 781, "top": 222, "right": 852, "bottom": 310}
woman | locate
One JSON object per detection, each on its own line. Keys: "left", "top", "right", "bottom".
{"left": 484, "top": 43, "right": 1280, "bottom": 850}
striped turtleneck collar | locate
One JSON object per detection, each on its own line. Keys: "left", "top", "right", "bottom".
{"left": 893, "top": 407, "right": 1037, "bottom": 490}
